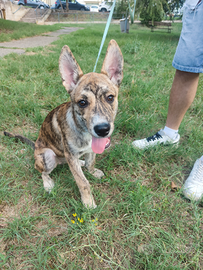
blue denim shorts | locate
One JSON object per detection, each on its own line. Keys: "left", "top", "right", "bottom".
{"left": 172, "top": 0, "right": 203, "bottom": 73}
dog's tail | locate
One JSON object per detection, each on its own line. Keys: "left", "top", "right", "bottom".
{"left": 4, "top": 131, "right": 35, "bottom": 149}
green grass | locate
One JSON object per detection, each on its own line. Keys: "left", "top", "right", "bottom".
{"left": 1, "top": 20, "right": 203, "bottom": 269}
{"left": 0, "top": 19, "right": 64, "bottom": 42}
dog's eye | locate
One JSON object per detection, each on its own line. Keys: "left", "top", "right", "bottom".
{"left": 106, "top": 95, "right": 114, "bottom": 103}
{"left": 78, "top": 100, "right": 88, "bottom": 108}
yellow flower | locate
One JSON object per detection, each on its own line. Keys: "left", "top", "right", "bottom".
{"left": 73, "top": 213, "right": 77, "bottom": 217}
{"left": 71, "top": 220, "right": 75, "bottom": 224}
{"left": 91, "top": 218, "right": 98, "bottom": 225}
{"left": 80, "top": 218, "right": 84, "bottom": 223}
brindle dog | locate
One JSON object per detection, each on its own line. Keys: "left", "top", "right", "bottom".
{"left": 4, "top": 39, "right": 124, "bottom": 208}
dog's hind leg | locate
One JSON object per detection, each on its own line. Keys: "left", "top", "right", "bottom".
{"left": 85, "top": 153, "right": 104, "bottom": 179}
{"left": 34, "top": 148, "right": 58, "bottom": 193}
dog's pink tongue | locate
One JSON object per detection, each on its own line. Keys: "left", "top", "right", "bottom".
{"left": 92, "top": 137, "right": 108, "bottom": 154}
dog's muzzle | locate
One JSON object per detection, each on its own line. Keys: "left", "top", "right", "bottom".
{"left": 92, "top": 123, "right": 111, "bottom": 154}
{"left": 94, "top": 123, "right": 110, "bottom": 137}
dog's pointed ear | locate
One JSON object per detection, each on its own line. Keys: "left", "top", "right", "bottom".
{"left": 59, "top": 45, "right": 83, "bottom": 93}
{"left": 101, "top": 39, "right": 124, "bottom": 87}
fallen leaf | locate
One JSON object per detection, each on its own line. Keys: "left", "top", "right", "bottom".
{"left": 171, "top": 181, "right": 180, "bottom": 192}
{"left": 137, "top": 244, "right": 145, "bottom": 253}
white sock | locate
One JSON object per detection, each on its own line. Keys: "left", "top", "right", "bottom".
{"left": 163, "top": 126, "right": 179, "bottom": 140}
{"left": 200, "top": 155, "right": 203, "bottom": 161}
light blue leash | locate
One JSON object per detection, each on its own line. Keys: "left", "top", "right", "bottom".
{"left": 93, "top": 0, "right": 117, "bottom": 72}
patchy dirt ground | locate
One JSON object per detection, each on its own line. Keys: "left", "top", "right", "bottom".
{"left": 0, "top": 27, "right": 82, "bottom": 57}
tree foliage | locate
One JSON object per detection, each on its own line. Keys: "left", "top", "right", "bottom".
{"left": 114, "top": 0, "right": 184, "bottom": 23}
{"left": 114, "top": 0, "right": 128, "bottom": 19}
{"left": 164, "top": 0, "right": 184, "bottom": 13}
{"left": 136, "top": 0, "right": 167, "bottom": 25}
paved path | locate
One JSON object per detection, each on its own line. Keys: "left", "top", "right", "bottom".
{"left": 0, "top": 27, "right": 83, "bottom": 57}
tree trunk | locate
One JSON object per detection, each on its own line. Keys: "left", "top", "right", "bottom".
{"left": 59, "top": 0, "right": 64, "bottom": 12}
{"left": 66, "top": 0, "right": 69, "bottom": 11}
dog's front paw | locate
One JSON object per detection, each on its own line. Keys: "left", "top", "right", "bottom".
{"left": 82, "top": 196, "right": 97, "bottom": 209}
{"left": 79, "top": 160, "right": 85, "bottom": 167}
{"left": 92, "top": 168, "right": 104, "bottom": 179}
{"left": 42, "top": 173, "right": 55, "bottom": 193}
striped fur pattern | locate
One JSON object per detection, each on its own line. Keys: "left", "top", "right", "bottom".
{"left": 5, "top": 40, "right": 124, "bottom": 208}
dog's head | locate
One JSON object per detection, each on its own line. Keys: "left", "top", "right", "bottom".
{"left": 59, "top": 40, "right": 123, "bottom": 154}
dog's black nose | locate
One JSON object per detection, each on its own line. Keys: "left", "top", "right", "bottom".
{"left": 94, "top": 123, "right": 110, "bottom": 137}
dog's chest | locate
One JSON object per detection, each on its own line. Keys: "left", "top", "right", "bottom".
{"left": 66, "top": 127, "right": 92, "bottom": 156}
{"left": 68, "top": 134, "right": 92, "bottom": 157}
{"left": 65, "top": 109, "right": 92, "bottom": 153}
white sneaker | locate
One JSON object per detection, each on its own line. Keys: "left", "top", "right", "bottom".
{"left": 183, "top": 158, "right": 203, "bottom": 201}
{"left": 132, "top": 129, "right": 180, "bottom": 150}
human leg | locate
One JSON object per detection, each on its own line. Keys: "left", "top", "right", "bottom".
{"left": 132, "top": 70, "right": 199, "bottom": 149}
{"left": 165, "top": 70, "right": 199, "bottom": 130}
{"left": 132, "top": 1, "right": 203, "bottom": 149}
